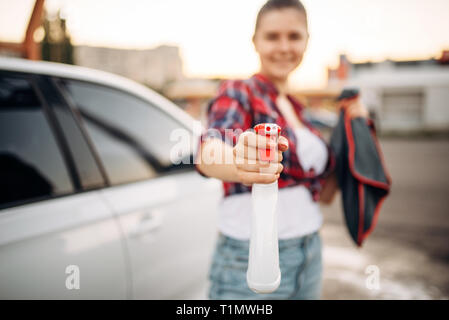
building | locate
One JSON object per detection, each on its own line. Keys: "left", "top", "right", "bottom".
{"left": 328, "top": 51, "right": 449, "bottom": 133}
{"left": 74, "top": 44, "right": 184, "bottom": 91}
{"left": 163, "top": 78, "right": 219, "bottom": 124}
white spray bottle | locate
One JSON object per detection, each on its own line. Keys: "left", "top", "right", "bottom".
{"left": 246, "top": 123, "right": 281, "bottom": 293}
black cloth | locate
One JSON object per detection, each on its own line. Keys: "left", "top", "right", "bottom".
{"left": 330, "top": 111, "right": 391, "bottom": 246}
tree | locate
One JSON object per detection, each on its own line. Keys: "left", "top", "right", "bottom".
{"left": 41, "top": 9, "right": 73, "bottom": 64}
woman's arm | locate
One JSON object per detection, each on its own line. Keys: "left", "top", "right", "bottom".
{"left": 196, "top": 138, "right": 240, "bottom": 182}
{"left": 319, "top": 172, "right": 339, "bottom": 205}
{"left": 196, "top": 133, "right": 289, "bottom": 184}
{"left": 320, "top": 95, "right": 369, "bottom": 205}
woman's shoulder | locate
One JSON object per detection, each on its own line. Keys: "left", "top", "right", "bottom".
{"left": 217, "top": 77, "right": 253, "bottom": 96}
{"left": 217, "top": 73, "right": 279, "bottom": 99}
{"left": 210, "top": 78, "right": 256, "bottom": 113}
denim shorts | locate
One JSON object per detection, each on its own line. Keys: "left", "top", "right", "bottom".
{"left": 208, "top": 231, "right": 322, "bottom": 300}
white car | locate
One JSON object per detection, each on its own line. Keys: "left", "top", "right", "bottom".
{"left": 0, "top": 57, "right": 222, "bottom": 299}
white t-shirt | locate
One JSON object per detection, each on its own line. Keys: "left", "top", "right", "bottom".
{"left": 217, "top": 126, "right": 329, "bottom": 240}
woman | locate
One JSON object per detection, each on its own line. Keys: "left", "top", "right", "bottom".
{"left": 195, "top": 0, "right": 369, "bottom": 299}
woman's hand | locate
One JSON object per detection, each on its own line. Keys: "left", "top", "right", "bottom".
{"left": 233, "top": 131, "right": 289, "bottom": 186}
{"left": 345, "top": 98, "right": 369, "bottom": 119}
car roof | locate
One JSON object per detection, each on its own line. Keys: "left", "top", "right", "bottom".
{"left": 0, "top": 56, "right": 198, "bottom": 131}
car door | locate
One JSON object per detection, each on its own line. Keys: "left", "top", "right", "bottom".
{"left": 0, "top": 72, "right": 129, "bottom": 299}
{"left": 59, "top": 78, "right": 222, "bottom": 299}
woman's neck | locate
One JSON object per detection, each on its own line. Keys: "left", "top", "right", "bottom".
{"left": 272, "top": 78, "right": 289, "bottom": 95}
{"left": 259, "top": 72, "right": 289, "bottom": 95}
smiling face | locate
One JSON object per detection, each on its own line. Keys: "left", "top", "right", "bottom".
{"left": 253, "top": 8, "right": 309, "bottom": 82}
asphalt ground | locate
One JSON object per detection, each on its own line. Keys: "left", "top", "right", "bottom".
{"left": 320, "top": 137, "right": 449, "bottom": 299}
{"left": 194, "top": 137, "right": 449, "bottom": 300}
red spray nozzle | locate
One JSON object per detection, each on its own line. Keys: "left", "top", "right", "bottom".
{"left": 254, "top": 123, "right": 281, "bottom": 161}
{"left": 254, "top": 123, "right": 281, "bottom": 137}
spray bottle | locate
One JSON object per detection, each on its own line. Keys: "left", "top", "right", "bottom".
{"left": 246, "top": 123, "right": 281, "bottom": 293}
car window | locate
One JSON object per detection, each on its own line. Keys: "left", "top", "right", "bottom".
{"left": 39, "top": 77, "right": 106, "bottom": 190}
{"left": 0, "top": 75, "right": 74, "bottom": 208}
{"left": 62, "top": 80, "right": 192, "bottom": 186}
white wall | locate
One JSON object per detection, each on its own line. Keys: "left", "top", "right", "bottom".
{"left": 346, "top": 66, "right": 449, "bottom": 132}
{"left": 424, "top": 86, "right": 449, "bottom": 130}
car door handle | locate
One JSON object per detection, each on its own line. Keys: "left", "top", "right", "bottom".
{"left": 129, "top": 210, "right": 162, "bottom": 238}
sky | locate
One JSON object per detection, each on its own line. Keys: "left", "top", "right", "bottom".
{"left": 1, "top": 0, "right": 448, "bottom": 89}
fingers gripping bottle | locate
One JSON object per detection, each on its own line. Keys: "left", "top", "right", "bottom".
{"left": 247, "top": 123, "right": 281, "bottom": 293}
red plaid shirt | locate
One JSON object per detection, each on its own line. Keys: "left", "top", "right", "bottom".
{"left": 195, "top": 73, "right": 336, "bottom": 201}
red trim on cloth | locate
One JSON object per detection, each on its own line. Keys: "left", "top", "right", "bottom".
{"left": 357, "top": 182, "right": 365, "bottom": 246}
{"left": 359, "top": 196, "right": 386, "bottom": 246}
{"left": 344, "top": 112, "right": 391, "bottom": 190}
{"left": 343, "top": 110, "right": 392, "bottom": 247}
